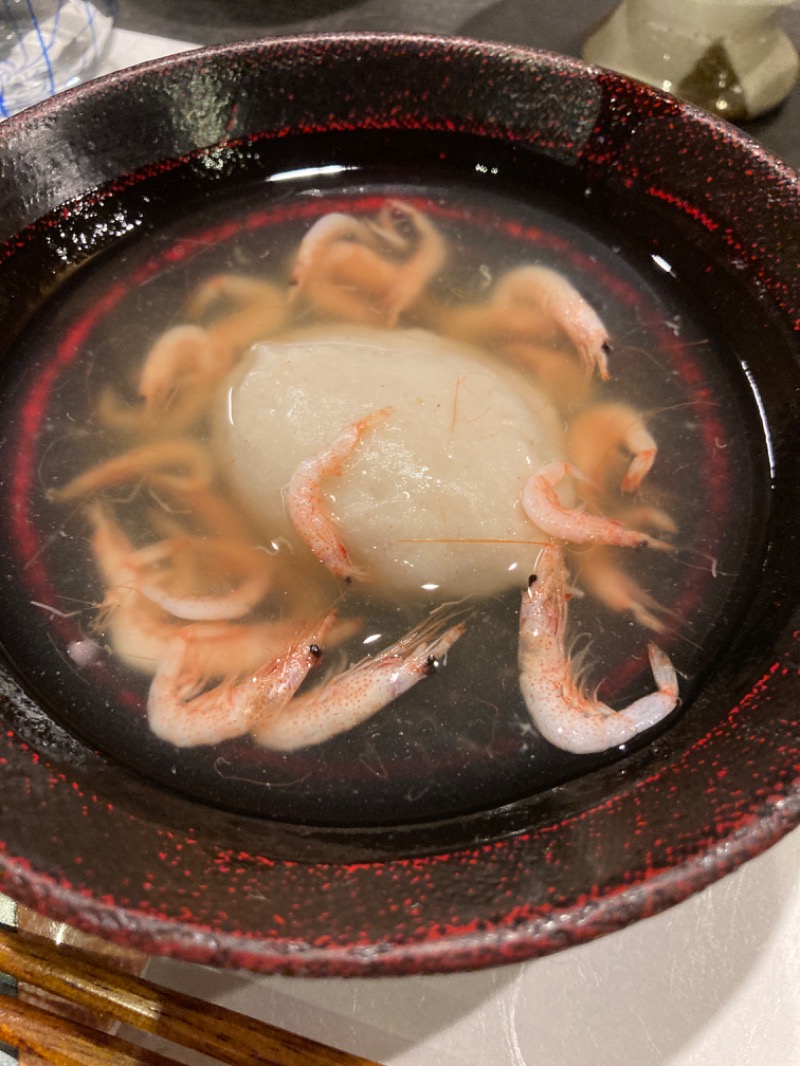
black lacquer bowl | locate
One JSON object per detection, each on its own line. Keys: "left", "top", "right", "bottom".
{"left": 0, "top": 35, "right": 797, "bottom": 975}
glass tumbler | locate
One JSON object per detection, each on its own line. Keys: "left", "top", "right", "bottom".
{"left": 0, "top": 0, "right": 115, "bottom": 118}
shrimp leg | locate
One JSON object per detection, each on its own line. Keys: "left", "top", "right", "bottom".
{"left": 518, "top": 545, "right": 679, "bottom": 753}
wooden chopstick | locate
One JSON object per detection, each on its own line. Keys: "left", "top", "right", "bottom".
{"left": 0, "top": 926, "right": 383, "bottom": 1066}
{"left": 0, "top": 994, "right": 180, "bottom": 1066}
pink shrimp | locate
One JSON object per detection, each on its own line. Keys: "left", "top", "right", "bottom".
{"left": 51, "top": 439, "right": 214, "bottom": 504}
{"left": 289, "top": 201, "right": 446, "bottom": 327}
{"left": 493, "top": 265, "right": 611, "bottom": 380}
{"left": 518, "top": 545, "right": 679, "bottom": 753}
{"left": 370, "top": 200, "right": 447, "bottom": 326}
{"left": 289, "top": 213, "right": 381, "bottom": 291}
{"left": 521, "top": 461, "right": 672, "bottom": 551}
{"left": 127, "top": 536, "right": 273, "bottom": 621}
{"left": 286, "top": 406, "right": 393, "bottom": 581}
{"left": 147, "top": 612, "right": 339, "bottom": 748}
{"left": 85, "top": 502, "right": 177, "bottom": 672}
{"left": 137, "top": 324, "right": 218, "bottom": 414}
{"left": 566, "top": 402, "right": 658, "bottom": 495}
{"left": 251, "top": 607, "right": 466, "bottom": 752}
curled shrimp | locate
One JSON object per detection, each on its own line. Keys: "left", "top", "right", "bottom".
{"left": 127, "top": 536, "right": 273, "bottom": 621}
{"left": 86, "top": 504, "right": 278, "bottom": 674}
{"left": 492, "top": 265, "right": 610, "bottom": 380}
{"left": 86, "top": 502, "right": 178, "bottom": 672}
{"left": 147, "top": 612, "right": 340, "bottom": 748}
{"left": 518, "top": 544, "right": 679, "bottom": 753}
{"left": 522, "top": 461, "right": 672, "bottom": 551}
{"left": 286, "top": 406, "right": 393, "bottom": 582}
{"left": 289, "top": 201, "right": 446, "bottom": 328}
{"left": 566, "top": 402, "right": 658, "bottom": 495}
{"left": 51, "top": 439, "right": 214, "bottom": 504}
{"left": 370, "top": 200, "right": 447, "bottom": 326}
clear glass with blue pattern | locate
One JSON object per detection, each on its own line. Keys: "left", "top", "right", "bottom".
{"left": 0, "top": 0, "right": 115, "bottom": 117}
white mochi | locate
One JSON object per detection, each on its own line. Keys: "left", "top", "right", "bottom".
{"left": 214, "top": 325, "right": 564, "bottom": 598}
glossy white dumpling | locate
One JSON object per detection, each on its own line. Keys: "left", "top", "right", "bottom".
{"left": 214, "top": 325, "right": 564, "bottom": 598}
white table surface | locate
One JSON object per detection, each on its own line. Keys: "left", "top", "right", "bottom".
{"left": 44, "top": 21, "right": 800, "bottom": 1066}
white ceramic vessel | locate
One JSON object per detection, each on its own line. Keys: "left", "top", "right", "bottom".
{"left": 583, "top": 0, "right": 799, "bottom": 118}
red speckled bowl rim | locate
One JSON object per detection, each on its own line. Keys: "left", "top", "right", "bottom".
{"left": 0, "top": 34, "right": 797, "bottom": 976}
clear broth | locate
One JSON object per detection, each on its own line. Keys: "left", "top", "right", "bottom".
{"left": 0, "top": 176, "right": 767, "bottom": 826}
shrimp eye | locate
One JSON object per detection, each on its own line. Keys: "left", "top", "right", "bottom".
{"left": 528, "top": 573, "right": 538, "bottom": 587}
{"left": 424, "top": 654, "right": 439, "bottom": 675}
{"left": 309, "top": 643, "right": 322, "bottom": 659}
